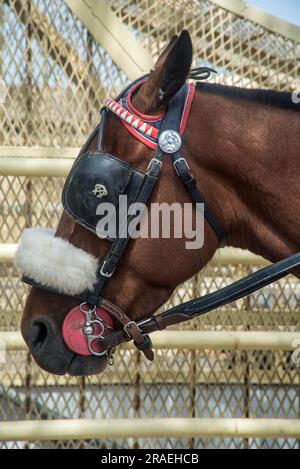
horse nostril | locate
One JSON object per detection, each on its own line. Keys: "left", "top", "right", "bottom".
{"left": 27, "top": 321, "right": 49, "bottom": 351}
{"left": 21, "top": 315, "right": 81, "bottom": 375}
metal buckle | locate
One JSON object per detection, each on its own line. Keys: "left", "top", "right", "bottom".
{"left": 99, "top": 260, "right": 115, "bottom": 278}
{"left": 146, "top": 158, "right": 162, "bottom": 176}
{"left": 123, "top": 320, "right": 141, "bottom": 339}
{"left": 173, "top": 157, "right": 190, "bottom": 176}
{"left": 87, "top": 336, "right": 110, "bottom": 357}
{"left": 80, "top": 302, "right": 114, "bottom": 357}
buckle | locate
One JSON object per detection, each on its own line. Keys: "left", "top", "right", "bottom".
{"left": 87, "top": 336, "right": 110, "bottom": 357}
{"left": 173, "top": 157, "right": 190, "bottom": 176}
{"left": 146, "top": 158, "right": 162, "bottom": 177}
{"left": 99, "top": 260, "right": 115, "bottom": 278}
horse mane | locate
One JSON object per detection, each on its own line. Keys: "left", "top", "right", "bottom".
{"left": 196, "top": 82, "right": 300, "bottom": 112}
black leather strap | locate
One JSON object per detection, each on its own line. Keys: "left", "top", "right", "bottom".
{"left": 158, "top": 84, "right": 225, "bottom": 246}
{"left": 90, "top": 165, "right": 162, "bottom": 297}
{"left": 160, "top": 84, "right": 189, "bottom": 131}
{"left": 97, "top": 109, "right": 107, "bottom": 151}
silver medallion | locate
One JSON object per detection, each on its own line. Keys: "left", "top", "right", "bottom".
{"left": 158, "top": 130, "right": 182, "bottom": 153}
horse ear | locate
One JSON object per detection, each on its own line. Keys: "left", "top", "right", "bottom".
{"left": 134, "top": 30, "right": 193, "bottom": 113}
{"left": 155, "top": 34, "right": 179, "bottom": 68}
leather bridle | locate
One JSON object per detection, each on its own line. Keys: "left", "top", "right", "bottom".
{"left": 22, "top": 70, "right": 300, "bottom": 365}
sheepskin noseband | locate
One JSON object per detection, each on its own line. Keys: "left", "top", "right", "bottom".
{"left": 15, "top": 227, "right": 98, "bottom": 295}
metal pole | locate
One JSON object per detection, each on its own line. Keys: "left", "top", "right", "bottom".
{"left": 2, "top": 330, "right": 300, "bottom": 352}
{"left": 1, "top": 418, "right": 300, "bottom": 441}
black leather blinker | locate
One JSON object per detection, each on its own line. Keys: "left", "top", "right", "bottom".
{"left": 62, "top": 151, "right": 145, "bottom": 239}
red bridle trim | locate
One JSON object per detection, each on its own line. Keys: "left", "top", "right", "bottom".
{"left": 179, "top": 83, "right": 195, "bottom": 134}
{"left": 104, "top": 83, "right": 195, "bottom": 151}
{"left": 121, "top": 122, "right": 158, "bottom": 150}
{"left": 104, "top": 97, "right": 159, "bottom": 140}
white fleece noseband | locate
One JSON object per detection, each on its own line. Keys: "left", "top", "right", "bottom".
{"left": 15, "top": 228, "right": 98, "bottom": 295}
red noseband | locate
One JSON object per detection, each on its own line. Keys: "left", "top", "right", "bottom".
{"left": 62, "top": 304, "right": 114, "bottom": 356}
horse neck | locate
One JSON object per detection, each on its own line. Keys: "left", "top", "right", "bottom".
{"left": 186, "top": 89, "right": 300, "bottom": 263}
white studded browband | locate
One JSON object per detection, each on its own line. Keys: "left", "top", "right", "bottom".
{"left": 104, "top": 97, "right": 159, "bottom": 140}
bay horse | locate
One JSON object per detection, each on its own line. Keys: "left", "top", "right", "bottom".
{"left": 17, "top": 31, "right": 300, "bottom": 376}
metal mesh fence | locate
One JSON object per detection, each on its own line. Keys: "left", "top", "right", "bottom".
{"left": 0, "top": 0, "right": 300, "bottom": 449}
{"left": 0, "top": 0, "right": 127, "bottom": 146}
{"left": 110, "top": 0, "right": 300, "bottom": 90}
